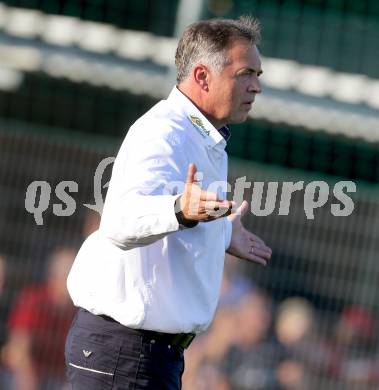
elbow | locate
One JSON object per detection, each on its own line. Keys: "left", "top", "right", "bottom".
{"left": 101, "top": 227, "right": 155, "bottom": 251}
{"left": 103, "top": 231, "right": 138, "bottom": 251}
{"left": 102, "top": 229, "right": 166, "bottom": 250}
{"left": 98, "top": 224, "right": 135, "bottom": 250}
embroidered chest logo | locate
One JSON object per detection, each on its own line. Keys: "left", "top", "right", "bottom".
{"left": 188, "top": 115, "right": 210, "bottom": 138}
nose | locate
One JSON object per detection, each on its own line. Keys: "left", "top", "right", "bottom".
{"left": 248, "top": 76, "right": 262, "bottom": 94}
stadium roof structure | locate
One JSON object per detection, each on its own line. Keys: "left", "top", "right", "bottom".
{"left": 0, "top": 3, "right": 378, "bottom": 143}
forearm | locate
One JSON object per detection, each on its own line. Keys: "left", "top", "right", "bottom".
{"left": 100, "top": 193, "right": 182, "bottom": 250}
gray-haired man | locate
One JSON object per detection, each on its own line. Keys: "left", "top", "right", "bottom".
{"left": 65, "top": 16, "right": 271, "bottom": 389}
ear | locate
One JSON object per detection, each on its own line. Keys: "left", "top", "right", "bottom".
{"left": 192, "top": 64, "right": 209, "bottom": 91}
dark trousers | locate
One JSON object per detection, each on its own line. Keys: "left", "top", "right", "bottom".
{"left": 65, "top": 309, "right": 185, "bottom": 390}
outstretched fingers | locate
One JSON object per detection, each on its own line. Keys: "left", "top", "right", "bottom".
{"left": 182, "top": 163, "right": 232, "bottom": 221}
{"left": 204, "top": 199, "right": 234, "bottom": 219}
{"left": 186, "top": 163, "right": 197, "bottom": 184}
{"left": 250, "top": 245, "right": 272, "bottom": 260}
{"left": 248, "top": 238, "right": 272, "bottom": 264}
{"left": 247, "top": 253, "right": 268, "bottom": 266}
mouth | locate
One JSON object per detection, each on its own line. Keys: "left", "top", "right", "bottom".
{"left": 242, "top": 101, "right": 253, "bottom": 109}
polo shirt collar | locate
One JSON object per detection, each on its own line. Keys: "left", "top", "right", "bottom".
{"left": 219, "top": 125, "right": 231, "bottom": 142}
{"left": 167, "top": 86, "right": 229, "bottom": 149}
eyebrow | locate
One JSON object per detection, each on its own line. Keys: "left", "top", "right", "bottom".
{"left": 239, "top": 67, "right": 263, "bottom": 76}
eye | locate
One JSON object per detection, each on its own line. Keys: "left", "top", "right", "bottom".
{"left": 238, "top": 70, "right": 253, "bottom": 77}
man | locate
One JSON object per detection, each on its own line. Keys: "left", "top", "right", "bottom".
{"left": 5, "top": 247, "right": 76, "bottom": 390}
{"left": 65, "top": 15, "right": 272, "bottom": 389}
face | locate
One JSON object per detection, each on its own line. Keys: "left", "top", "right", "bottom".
{"left": 206, "top": 39, "right": 262, "bottom": 129}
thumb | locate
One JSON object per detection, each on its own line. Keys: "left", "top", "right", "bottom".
{"left": 186, "top": 163, "right": 197, "bottom": 184}
{"left": 236, "top": 200, "right": 249, "bottom": 216}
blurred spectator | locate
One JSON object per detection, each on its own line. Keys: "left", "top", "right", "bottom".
{"left": 334, "top": 305, "right": 378, "bottom": 388}
{"left": 221, "top": 290, "right": 283, "bottom": 390}
{"left": 81, "top": 209, "right": 100, "bottom": 239}
{"left": 335, "top": 305, "right": 377, "bottom": 356}
{"left": 3, "top": 247, "right": 76, "bottom": 390}
{"left": 218, "top": 254, "right": 255, "bottom": 308}
{"left": 275, "top": 297, "right": 351, "bottom": 389}
{"left": 0, "top": 254, "right": 12, "bottom": 389}
{"left": 183, "top": 255, "right": 255, "bottom": 390}
{"left": 0, "top": 255, "right": 8, "bottom": 347}
{"left": 184, "top": 293, "right": 379, "bottom": 389}
{"left": 275, "top": 298, "right": 314, "bottom": 349}
{"left": 182, "top": 306, "right": 236, "bottom": 389}
{"left": 188, "top": 361, "right": 231, "bottom": 390}
{"left": 274, "top": 297, "right": 316, "bottom": 389}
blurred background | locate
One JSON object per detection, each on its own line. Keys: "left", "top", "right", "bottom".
{"left": 0, "top": 0, "right": 378, "bottom": 389}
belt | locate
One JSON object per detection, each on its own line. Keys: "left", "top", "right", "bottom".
{"left": 99, "top": 314, "right": 195, "bottom": 349}
{"left": 151, "top": 331, "right": 195, "bottom": 349}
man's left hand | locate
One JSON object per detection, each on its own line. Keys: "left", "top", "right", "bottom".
{"left": 227, "top": 200, "right": 272, "bottom": 266}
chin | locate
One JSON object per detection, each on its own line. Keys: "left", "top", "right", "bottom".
{"left": 229, "top": 113, "right": 250, "bottom": 124}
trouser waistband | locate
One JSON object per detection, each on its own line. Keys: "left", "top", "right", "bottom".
{"left": 76, "top": 308, "right": 195, "bottom": 349}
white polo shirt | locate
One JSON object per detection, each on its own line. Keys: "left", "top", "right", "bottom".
{"left": 67, "top": 86, "right": 233, "bottom": 334}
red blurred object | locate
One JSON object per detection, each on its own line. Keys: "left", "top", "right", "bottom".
{"left": 340, "top": 306, "right": 376, "bottom": 339}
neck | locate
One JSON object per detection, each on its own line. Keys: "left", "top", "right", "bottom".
{"left": 177, "top": 84, "right": 225, "bottom": 130}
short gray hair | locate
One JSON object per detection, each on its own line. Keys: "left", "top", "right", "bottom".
{"left": 175, "top": 16, "right": 261, "bottom": 84}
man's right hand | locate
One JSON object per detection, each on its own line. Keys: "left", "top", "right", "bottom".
{"left": 176, "top": 163, "right": 234, "bottom": 223}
